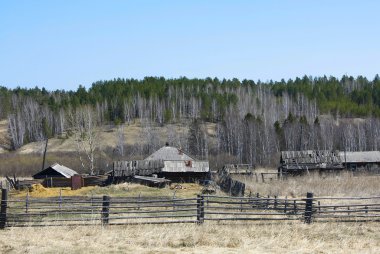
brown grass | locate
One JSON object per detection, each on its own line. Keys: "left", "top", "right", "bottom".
{"left": 0, "top": 222, "right": 378, "bottom": 253}
{"left": 1, "top": 173, "right": 379, "bottom": 253}
{"left": 235, "top": 172, "right": 380, "bottom": 198}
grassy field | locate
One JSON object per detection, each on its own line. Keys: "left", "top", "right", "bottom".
{"left": 0, "top": 172, "right": 378, "bottom": 253}
{"left": 235, "top": 171, "right": 380, "bottom": 198}
{"left": 0, "top": 222, "right": 378, "bottom": 253}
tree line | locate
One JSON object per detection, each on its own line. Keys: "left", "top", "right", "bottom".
{"left": 1, "top": 75, "right": 380, "bottom": 168}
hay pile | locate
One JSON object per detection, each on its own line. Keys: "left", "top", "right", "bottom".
{"left": 28, "top": 184, "right": 60, "bottom": 197}
{"left": 12, "top": 184, "right": 97, "bottom": 198}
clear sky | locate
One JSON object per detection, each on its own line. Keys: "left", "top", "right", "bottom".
{"left": 0, "top": 0, "right": 379, "bottom": 91}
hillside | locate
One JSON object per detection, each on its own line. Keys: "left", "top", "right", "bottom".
{"left": 0, "top": 120, "right": 217, "bottom": 155}
{"left": 2, "top": 76, "right": 380, "bottom": 170}
{"left": 0, "top": 119, "right": 219, "bottom": 176}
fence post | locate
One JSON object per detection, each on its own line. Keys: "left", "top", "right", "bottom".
{"left": 200, "top": 195, "right": 204, "bottom": 223}
{"left": 304, "top": 192, "right": 314, "bottom": 224}
{"left": 59, "top": 189, "right": 62, "bottom": 213}
{"left": 256, "top": 193, "right": 260, "bottom": 207}
{"left": 274, "top": 196, "right": 277, "bottom": 209}
{"left": 101, "top": 195, "right": 110, "bottom": 225}
{"left": 284, "top": 196, "right": 287, "bottom": 213}
{"left": 91, "top": 194, "right": 94, "bottom": 214}
{"left": 197, "top": 195, "right": 204, "bottom": 224}
{"left": 0, "top": 189, "right": 8, "bottom": 229}
{"left": 172, "top": 191, "right": 176, "bottom": 211}
{"left": 25, "top": 191, "right": 29, "bottom": 214}
{"left": 138, "top": 193, "right": 141, "bottom": 210}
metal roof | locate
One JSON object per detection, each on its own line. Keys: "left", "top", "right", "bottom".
{"left": 339, "top": 151, "right": 380, "bottom": 163}
{"left": 38, "top": 163, "right": 78, "bottom": 178}
{"left": 145, "top": 146, "right": 194, "bottom": 161}
{"left": 50, "top": 163, "right": 78, "bottom": 178}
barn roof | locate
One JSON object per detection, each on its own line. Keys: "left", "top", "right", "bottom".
{"left": 339, "top": 151, "right": 380, "bottom": 163}
{"left": 145, "top": 146, "right": 194, "bottom": 161}
{"left": 281, "top": 150, "right": 341, "bottom": 164}
{"left": 33, "top": 163, "right": 78, "bottom": 178}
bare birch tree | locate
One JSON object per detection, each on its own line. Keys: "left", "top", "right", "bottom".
{"left": 115, "top": 124, "right": 125, "bottom": 157}
{"left": 68, "top": 106, "right": 100, "bottom": 175}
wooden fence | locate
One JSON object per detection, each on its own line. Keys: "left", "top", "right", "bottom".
{"left": 0, "top": 189, "right": 379, "bottom": 229}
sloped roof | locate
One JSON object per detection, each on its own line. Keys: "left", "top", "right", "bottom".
{"left": 33, "top": 163, "right": 78, "bottom": 178}
{"left": 339, "top": 151, "right": 380, "bottom": 163}
{"left": 145, "top": 146, "right": 194, "bottom": 161}
{"left": 281, "top": 150, "right": 341, "bottom": 164}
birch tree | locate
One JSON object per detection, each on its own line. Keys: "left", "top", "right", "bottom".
{"left": 68, "top": 106, "right": 100, "bottom": 175}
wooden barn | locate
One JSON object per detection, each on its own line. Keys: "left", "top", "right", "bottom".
{"left": 279, "top": 150, "right": 344, "bottom": 175}
{"left": 339, "top": 151, "right": 380, "bottom": 172}
{"left": 145, "top": 145, "right": 210, "bottom": 181}
{"left": 112, "top": 145, "right": 210, "bottom": 183}
{"left": 32, "top": 163, "right": 79, "bottom": 188}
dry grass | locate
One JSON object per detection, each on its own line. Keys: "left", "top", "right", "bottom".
{"left": 0, "top": 222, "right": 378, "bottom": 253}
{"left": 2, "top": 173, "right": 379, "bottom": 253}
{"left": 235, "top": 172, "right": 380, "bottom": 198}
{"left": 0, "top": 121, "right": 214, "bottom": 155}
{"left": 0, "top": 152, "right": 96, "bottom": 176}
{"left": 10, "top": 183, "right": 205, "bottom": 199}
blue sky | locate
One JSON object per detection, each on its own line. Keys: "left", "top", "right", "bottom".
{"left": 0, "top": 0, "right": 379, "bottom": 91}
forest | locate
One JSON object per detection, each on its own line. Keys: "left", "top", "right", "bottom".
{"left": 1, "top": 75, "right": 380, "bottom": 168}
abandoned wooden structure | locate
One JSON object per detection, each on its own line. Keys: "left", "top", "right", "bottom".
{"left": 280, "top": 150, "right": 380, "bottom": 174}
{"left": 217, "top": 166, "right": 245, "bottom": 196}
{"left": 145, "top": 145, "right": 209, "bottom": 181}
{"left": 339, "top": 151, "right": 380, "bottom": 172}
{"left": 279, "top": 150, "right": 344, "bottom": 174}
{"left": 111, "top": 145, "right": 210, "bottom": 183}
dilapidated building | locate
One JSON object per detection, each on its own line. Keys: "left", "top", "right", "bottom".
{"left": 145, "top": 145, "right": 209, "bottom": 180}
{"left": 112, "top": 144, "right": 210, "bottom": 182}
{"left": 279, "top": 150, "right": 380, "bottom": 174}
{"left": 339, "top": 151, "right": 380, "bottom": 172}
{"left": 279, "top": 150, "right": 344, "bottom": 174}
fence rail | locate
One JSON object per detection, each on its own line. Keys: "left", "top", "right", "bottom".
{"left": 0, "top": 189, "right": 379, "bottom": 228}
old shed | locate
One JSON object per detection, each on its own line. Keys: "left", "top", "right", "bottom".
{"left": 33, "top": 163, "right": 78, "bottom": 179}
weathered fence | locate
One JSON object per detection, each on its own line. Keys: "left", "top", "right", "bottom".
{"left": 0, "top": 189, "right": 379, "bottom": 229}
